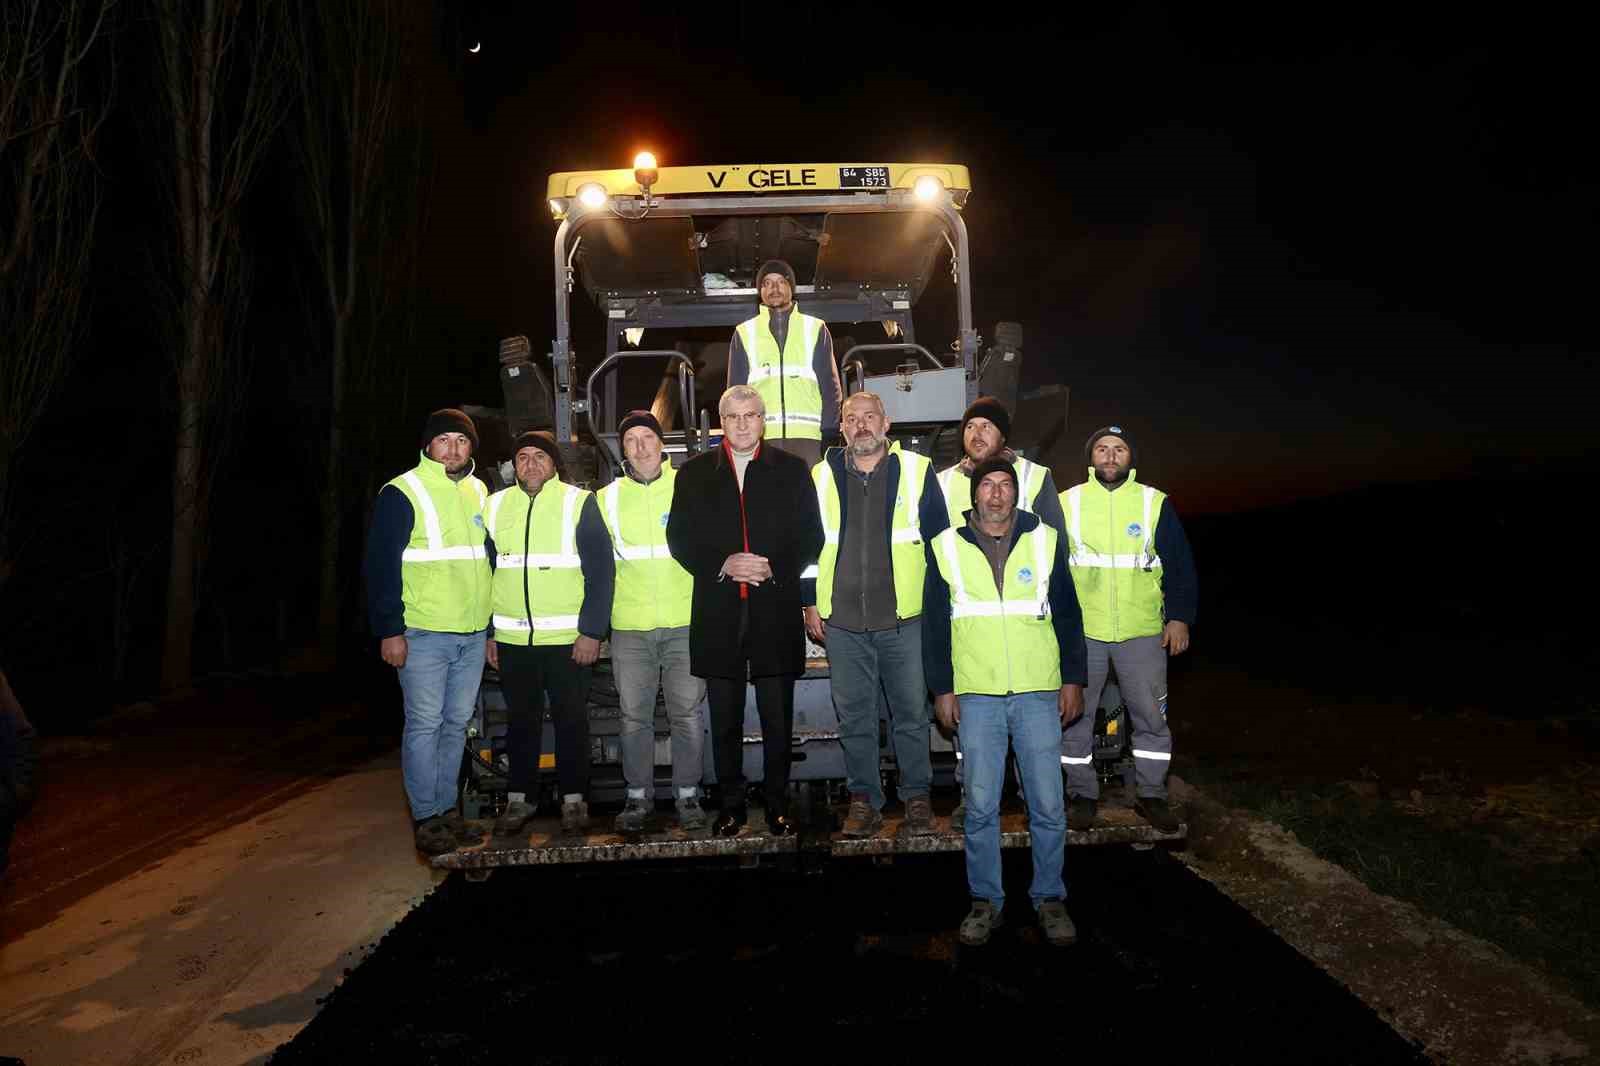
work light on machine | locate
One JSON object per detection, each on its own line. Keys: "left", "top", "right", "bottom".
{"left": 913, "top": 175, "right": 946, "bottom": 203}
{"left": 633, "top": 151, "right": 659, "bottom": 191}
{"left": 576, "top": 182, "right": 609, "bottom": 210}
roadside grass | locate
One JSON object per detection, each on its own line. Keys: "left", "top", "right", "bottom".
{"left": 1187, "top": 770, "right": 1600, "bottom": 1009}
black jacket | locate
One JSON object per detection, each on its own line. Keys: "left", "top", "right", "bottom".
{"left": 666, "top": 443, "right": 824, "bottom": 679}
{"left": 922, "top": 510, "right": 1089, "bottom": 696}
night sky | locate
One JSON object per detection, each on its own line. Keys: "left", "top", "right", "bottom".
{"left": 425, "top": 3, "right": 1596, "bottom": 513}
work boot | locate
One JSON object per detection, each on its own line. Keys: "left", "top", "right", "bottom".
{"left": 560, "top": 798, "right": 590, "bottom": 835}
{"left": 413, "top": 817, "right": 456, "bottom": 857}
{"left": 494, "top": 799, "right": 537, "bottom": 838}
{"left": 1067, "top": 797, "right": 1098, "bottom": 831}
{"left": 675, "top": 795, "right": 708, "bottom": 832}
{"left": 712, "top": 807, "right": 747, "bottom": 838}
{"left": 949, "top": 795, "right": 966, "bottom": 833}
{"left": 1135, "top": 796, "right": 1180, "bottom": 833}
{"left": 613, "top": 796, "right": 652, "bottom": 833}
{"left": 1037, "top": 900, "right": 1077, "bottom": 947}
{"left": 765, "top": 811, "right": 799, "bottom": 837}
{"left": 840, "top": 794, "right": 883, "bottom": 838}
{"left": 898, "top": 794, "right": 936, "bottom": 837}
{"left": 958, "top": 900, "right": 1004, "bottom": 946}
{"left": 440, "top": 809, "right": 484, "bottom": 846}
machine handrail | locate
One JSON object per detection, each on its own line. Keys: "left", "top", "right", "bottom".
{"left": 584, "top": 350, "right": 698, "bottom": 471}
{"left": 840, "top": 342, "right": 945, "bottom": 395}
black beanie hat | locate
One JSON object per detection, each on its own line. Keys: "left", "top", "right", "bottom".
{"left": 961, "top": 396, "right": 1011, "bottom": 441}
{"left": 755, "top": 258, "right": 797, "bottom": 292}
{"left": 969, "top": 457, "right": 1019, "bottom": 508}
{"left": 513, "top": 430, "right": 566, "bottom": 476}
{"left": 420, "top": 408, "right": 478, "bottom": 451}
{"left": 1083, "top": 424, "right": 1136, "bottom": 465}
{"left": 618, "top": 409, "right": 664, "bottom": 442}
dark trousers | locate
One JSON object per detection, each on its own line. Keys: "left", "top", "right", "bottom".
{"left": 706, "top": 673, "right": 795, "bottom": 815}
{"left": 497, "top": 642, "right": 591, "bottom": 798}
{"left": 768, "top": 437, "right": 821, "bottom": 466}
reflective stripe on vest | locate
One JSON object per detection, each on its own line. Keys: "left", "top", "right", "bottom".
{"left": 493, "top": 613, "right": 581, "bottom": 633}
{"left": 812, "top": 444, "right": 930, "bottom": 619}
{"left": 738, "top": 307, "right": 824, "bottom": 441}
{"left": 931, "top": 523, "right": 1061, "bottom": 695}
{"left": 386, "top": 456, "right": 492, "bottom": 633}
{"left": 1061, "top": 470, "right": 1166, "bottom": 642}
{"left": 937, "top": 457, "right": 1047, "bottom": 527}
{"left": 487, "top": 481, "right": 587, "bottom": 645}
{"left": 597, "top": 462, "right": 693, "bottom": 631}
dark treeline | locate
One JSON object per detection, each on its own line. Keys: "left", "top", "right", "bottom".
{"left": 1, "top": 1, "right": 493, "bottom": 730}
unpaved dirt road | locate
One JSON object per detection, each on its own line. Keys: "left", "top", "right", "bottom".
{"left": 0, "top": 752, "right": 438, "bottom": 1066}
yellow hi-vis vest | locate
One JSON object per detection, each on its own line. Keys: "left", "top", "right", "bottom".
{"left": 937, "top": 457, "right": 1048, "bottom": 528}
{"left": 385, "top": 453, "right": 492, "bottom": 633}
{"left": 810, "top": 442, "right": 931, "bottom": 620}
{"left": 486, "top": 479, "right": 590, "bottom": 645}
{"left": 930, "top": 522, "right": 1062, "bottom": 696}
{"left": 597, "top": 460, "right": 693, "bottom": 631}
{"left": 736, "top": 305, "right": 825, "bottom": 441}
{"left": 1060, "top": 469, "right": 1167, "bottom": 642}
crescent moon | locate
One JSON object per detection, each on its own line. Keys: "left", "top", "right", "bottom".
{"left": 469, "top": 41, "right": 481, "bottom": 53}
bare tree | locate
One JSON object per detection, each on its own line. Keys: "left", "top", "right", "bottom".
{"left": 286, "top": 0, "right": 427, "bottom": 658}
{"left": 150, "top": 0, "right": 288, "bottom": 691}
{"left": 0, "top": 0, "right": 115, "bottom": 558}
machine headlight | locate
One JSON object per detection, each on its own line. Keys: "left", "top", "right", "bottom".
{"left": 913, "top": 175, "right": 945, "bottom": 203}
{"left": 576, "top": 182, "right": 609, "bottom": 210}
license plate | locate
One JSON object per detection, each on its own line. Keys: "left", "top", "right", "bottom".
{"left": 839, "top": 165, "right": 890, "bottom": 188}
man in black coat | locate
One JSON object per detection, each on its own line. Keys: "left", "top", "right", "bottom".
{"left": 666, "top": 385, "right": 825, "bottom": 837}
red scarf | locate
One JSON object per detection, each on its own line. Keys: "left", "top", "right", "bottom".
{"left": 722, "top": 437, "right": 760, "bottom": 599}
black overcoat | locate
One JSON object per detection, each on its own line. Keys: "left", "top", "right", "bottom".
{"left": 666, "top": 443, "right": 824, "bottom": 680}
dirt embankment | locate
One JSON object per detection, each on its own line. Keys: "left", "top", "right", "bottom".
{"left": 1174, "top": 775, "right": 1598, "bottom": 1066}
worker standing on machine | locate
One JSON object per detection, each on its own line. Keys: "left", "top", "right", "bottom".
{"left": 936, "top": 396, "right": 1066, "bottom": 829}
{"left": 924, "top": 459, "right": 1087, "bottom": 947}
{"left": 1058, "top": 425, "right": 1197, "bottom": 833}
{"left": 599, "top": 411, "right": 708, "bottom": 833}
{"left": 484, "top": 431, "right": 614, "bottom": 838}
{"left": 802, "top": 391, "right": 948, "bottom": 839}
{"left": 727, "top": 258, "right": 842, "bottom": 466}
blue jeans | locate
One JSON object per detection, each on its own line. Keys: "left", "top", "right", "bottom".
{"left": 827, "top": 620, "right": 932, "bottom": 808}
{"left": 960, "top": 690, "right": 1067, "bottom": 910}
{"left": 612, "top": 626, "right": 706, "bottom": 794}
{"left": 396, "top": 627, "right": 486, "bottom": 821}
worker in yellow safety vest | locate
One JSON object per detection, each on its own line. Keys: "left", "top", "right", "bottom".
{"left": 599, "top": 411, "right": 708, "bottom": 833}
{"left": 800, "top": 391, "right": 951, "bottom": 840}
{"left": 727, "top": 258, "right": 843, "bottom": 466}
{"left": 923, "top": 457, "right": 1088, "bottom": 948}
{"left": 483, "top": 431, "right": 615, "bottom": 838}
{"left": 936, "top": 396, "right": 1066, "bottom": 829}
{"left": 1058, "top": 425, "right": 1198, "bottom": 834}
{"left": 364, "top": 408, "right": 493, "bottom": 857}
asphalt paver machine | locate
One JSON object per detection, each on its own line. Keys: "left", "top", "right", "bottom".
{"left": 448, "top": 158, "right": 1182, "bottom": 871}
